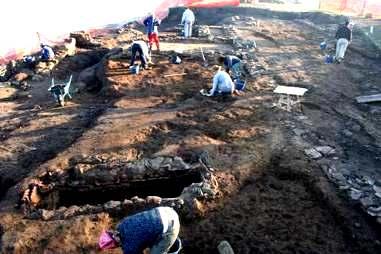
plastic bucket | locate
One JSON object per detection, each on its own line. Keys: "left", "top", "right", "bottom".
{"left": 130, "top": 65, "right": 140, "bottom": 74}
{"left": 168, "top": 237, "right": 182, "bottom": 254}
{"left": 320, "top": 41, "right": 327, "bottom": 50}
{"left": 324, "top": 55, "right": 334, "bottom": 64}
{"left": 234, "top": 79, "right": 246, "bottom": 91}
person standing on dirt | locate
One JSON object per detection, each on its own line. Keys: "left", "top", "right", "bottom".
{"left": 181, "top": 8, "right": 195, "bottom": 38}
{"left": 99, "top": 207, "right": 180, "bottom": 254}
{"left": 334, "top": 20, "right": 353, "bottom": 63}
{"left": 143, "top": 13, "right": 161, "bottom": 53}
{"left": 217, "top": 55, "right": 243, "bottom": 80}
{"left": 40, "top": 44, "right": 55, "bottom": 61}
{"left": 130, "top": 40, "right": 152, "bottom": 70}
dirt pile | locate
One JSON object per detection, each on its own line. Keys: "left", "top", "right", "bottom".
{"left": 0, "top": 6, "right": 381, "bottom": 254}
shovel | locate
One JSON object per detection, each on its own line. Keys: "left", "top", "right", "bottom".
{"left": 200, "top": 47, "right": 208, "bottom": 67}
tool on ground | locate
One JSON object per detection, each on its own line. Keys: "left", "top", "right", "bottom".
{"left": 356, "top": 94, "right": 381, "bottom": 103}
{"left": 164, "top": 73, "right": 187, "bottom": 78}
{"left": 200, "top": 89, "right": 210, "bottom": 96}
{"left": 48, "top": 75, "right": 73, "bottom": 107}
{"left": 200, "top": 47, "right": 208, "bottom": 67}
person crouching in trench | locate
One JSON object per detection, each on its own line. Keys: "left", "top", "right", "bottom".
{"left": 201, "top": 65, "right": 241, "bottom": 97}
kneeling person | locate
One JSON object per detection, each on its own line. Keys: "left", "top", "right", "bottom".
{"left": 40, "top": 44, "right": 55, "bottom": 61}
{"left": 99, "top": 207, "right": 180, "bottom": 254}
{"left": 130, "top": 40, "right": 151, "bottom": 69}
{"left": 205, "top": 67, "right": 236, "bottom": 97}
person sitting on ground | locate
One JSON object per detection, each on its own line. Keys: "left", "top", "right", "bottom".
{"left": 202, "top": 66, "right": 238, "bottom": 97}
{"left": 40, "top": 44, "right": 55, "bottom": 61}
{"left": 130, "top": 40, "right": 152, "bottom": 70}
{"left": 334, "top": 20, "right": 354, "bottom": 63}
{"left": 181, "top": 8, "right": 195, "bottom": 39}
{"left": 217, "top": 55, "right": 243, "bottom": 80}
{"left": 143, "top": 12, "right": 161, "bottom": 53}
{"left": 99, "top": 207, "right": 180, "bottom": 254}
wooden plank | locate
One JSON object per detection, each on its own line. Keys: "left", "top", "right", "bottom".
{"left": 356, "top": 94, "right": 381, "bottom": 103}
{"left": 163, "top": 73, "right": 187, "bottom": 78}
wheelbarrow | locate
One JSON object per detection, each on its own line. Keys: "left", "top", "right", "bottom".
{"left": 48, "top": 75, "right": 73, "bottom": 107}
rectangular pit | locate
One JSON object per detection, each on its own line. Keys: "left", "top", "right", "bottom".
{"left": 48, "top": 171, "right": 203, "bottom": 208}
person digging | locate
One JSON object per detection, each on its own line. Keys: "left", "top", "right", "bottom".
{"left": 40, "top": 44, "right": 55, "bottom": 62}
{"left": 200, "top": 65, "right": 242, "bottom": 97}
{"left": 99, "top": 207, "right": 180, "bottom": 254}
{"left": 130, "top": 40, "right": 153, "bottom": 70}
{"left": 217, "top": 55, "right": 243, "bottom": 80}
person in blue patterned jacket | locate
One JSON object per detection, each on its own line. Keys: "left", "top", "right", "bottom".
{"left": 99, "top": 207, "right": 180, "bottom": 254}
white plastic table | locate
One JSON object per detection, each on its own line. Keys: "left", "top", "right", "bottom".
{"left": 274, "top": 85, "right": 308, "bottom": 111}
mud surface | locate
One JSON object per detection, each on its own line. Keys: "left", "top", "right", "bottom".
{"left": 0, "top": 7, "right": 381, "bottom": 254}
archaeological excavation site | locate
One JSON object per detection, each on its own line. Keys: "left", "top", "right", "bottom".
{"left": 0, "top": 1, "right": 381, "bottom": 253}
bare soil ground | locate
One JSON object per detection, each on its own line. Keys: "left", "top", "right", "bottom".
{"left": 0, "top": 8, "right": 381, "bottom": 254}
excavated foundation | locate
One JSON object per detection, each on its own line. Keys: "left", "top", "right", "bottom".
{"left": 57, "top": 171, "right": 203, "bottom": 207}
{"left": 20, "top": 156, "right": 218, "bottom": 220}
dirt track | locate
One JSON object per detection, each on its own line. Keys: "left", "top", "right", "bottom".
{"left": 0, "top": 7, "right": 381, "bottom": 254}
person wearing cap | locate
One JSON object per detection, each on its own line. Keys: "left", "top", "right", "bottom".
{"left": 130, "top": 40, "right": 152, "bottom": 70}
{"left": 335, "top": 20, "right": 353, "bottom": 63}
{"left": 99, "top": 207, "right": 180, "bottom": 254}
{"left": 181, "top": 8, "right": 195, "bottom": 38}
{"left": 40, "top": 44, "right": 55, "bottom": 61}
{"left": 143, "top": 13, "right": 161, "bottom": 53}
{"left": 217, "top": 55, "right": 243, "bottom": 80}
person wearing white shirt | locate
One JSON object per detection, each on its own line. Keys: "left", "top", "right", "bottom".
{"left": 130, "top": 40, "right": 151, "bottom": 69}
{"left": 181, "top": 8, "right": 195, "bottom": 38}
{"left": 207, "top": 68, "right": 236, "bottom": 97}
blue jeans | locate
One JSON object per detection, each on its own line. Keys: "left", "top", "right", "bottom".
{"left": 231, "top": 62, "right": 242, "bottom": 80}
{"left": 150, "top": 208, "right": 180, "bottom": 254}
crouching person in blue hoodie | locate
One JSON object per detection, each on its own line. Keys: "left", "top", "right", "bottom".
{"left": 40, "top": 44, "right": 55, "bottom": 62}
{"left": 99, "top": 207, "right": 180, "bottom": 254}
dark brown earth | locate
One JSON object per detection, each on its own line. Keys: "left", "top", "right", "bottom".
{"left": 0, "top": 7, "right": 381, "bottom": 254}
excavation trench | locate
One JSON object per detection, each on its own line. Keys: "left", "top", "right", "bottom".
{"left": 21, "top": 156, "right": 218, "bottom": 220}
{"left": 48, "top": 171, "right": 203, "bottom": 209}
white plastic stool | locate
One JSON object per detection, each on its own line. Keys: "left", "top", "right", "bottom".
{"left": 274, "top": 85, "right": 308, "bottom": 111}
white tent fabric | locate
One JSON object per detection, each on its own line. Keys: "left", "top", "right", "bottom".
{"left": 0, "top": 0, "right": 241, "bottom": 63}
{"left": 0, "top": 0, "right": 163, "bottom": 62}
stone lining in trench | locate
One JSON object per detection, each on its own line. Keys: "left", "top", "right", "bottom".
{"left": 20, "top": 156, "right": 218, "bottom": 221}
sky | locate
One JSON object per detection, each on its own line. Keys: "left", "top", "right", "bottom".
{"left": 0, "top": 0, "right": 163, "bottom": 56}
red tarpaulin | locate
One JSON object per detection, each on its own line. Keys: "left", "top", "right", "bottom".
{"left": 320, "top": 0, "right": 381, "bottom": 17}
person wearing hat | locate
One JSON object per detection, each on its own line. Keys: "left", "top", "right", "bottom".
{"left": 130, "top": 40, "right": 152, "bottom": 70}
{"left": 99, "top": 207, "right": 180, "bottom": 254}
{"left": 40, "top": 44, "right": 55, "bottom": 61}
{"left": 334, "top": 20, "right": 354, "bottom": 63}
